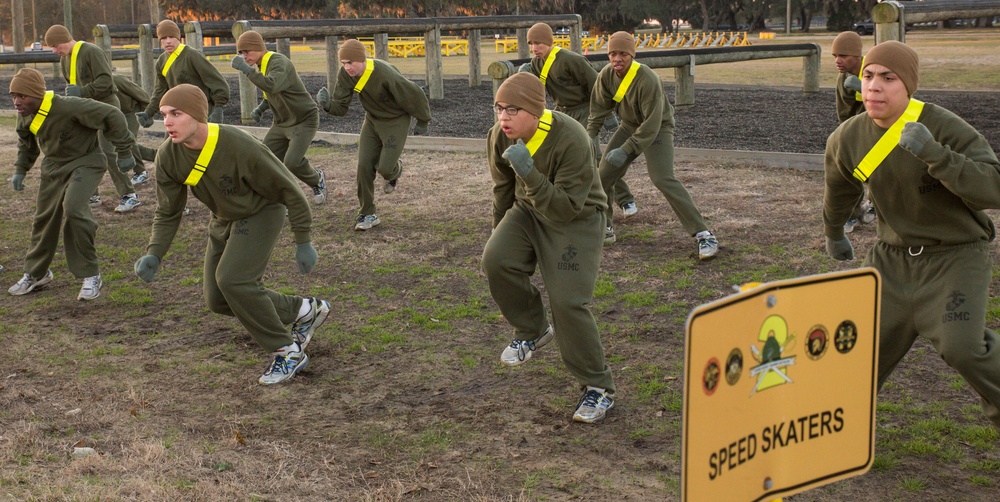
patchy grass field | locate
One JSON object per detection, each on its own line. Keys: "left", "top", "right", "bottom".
{"left": 1, "top": 116, "right": 999, "bottom": 500}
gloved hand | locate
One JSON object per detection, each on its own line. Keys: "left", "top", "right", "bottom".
{"left": 518, "top": 62, "right": 532, "bottom": 73}
{"left": 136, "top": 112, "right": 154, "bottom": 128}
{"left": 605, "top": 148, "right": 628, "bottom": 168}
{"left": 134, "top": 255, "right": 161, "bottom": 283}
{"left": 899, "top": 121, "right": 934, "bottom": 158}
{"left": 65, "top": 84, "right": 81, "bottom": 97}
{"left": 826, "top": 236, "right": 855, "bottom": 261}
{"left": 11, "top": 173, "right": 24, "bottom": 191}
{"left": 231, "top": 55, "right": 253, "bottom": 75}
{"left": 316, "top": 87, "right": 331, "bottom": 112}
{"left": 250, "top": 100, "right": 270, "bottom": 123}
{"left": 502, "top": 139, "right": 535, "bottom": 178}
{"left": 603, "top": 114, "right": 619, "bottom": 131}
{"left": 413, "top": 120, "right": 428, "bottom": 136}
{"left": 208, "top": 106, "right": 224, "bottom": 123}
{"left": 295, "top": 242, "right": 318, "bottom": 274}
{"left": 117, "top": 155, "right": 136, "bottom": 174}
{"left": 843, "top": 74, "right": 862, "bottom": 93}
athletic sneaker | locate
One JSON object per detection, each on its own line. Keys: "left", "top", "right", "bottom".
{"left": 696, "top": 230, "right": 719, "bottom": 260}
{"left": 78, "top": 274, "right": 103, "bottom": 301}
{"left": 621, "top": 202, "right": 638, "bottom": 217}
{"left": 259, "top": 344, "right": 309, "bottom": 385}
{"left": 88, "top": 195, "right": 101, "bottom": 208}
{"left": 291, "top": 297, "right": 331, "bottom": 349}
{"left": 8, "top": 270, "right": 54, "bottom": 296}
{"left": 354, "top": 214, "right": 381, "bottom": 231}
{"left": 131, "top": 171, "right": 149, "bottom": 185}
{"left": 500, "top": 325, "right": 554, "bottom": 366}
{"left": 383, "top": 178, "right": 398, "bottom": 194}
{"left": 573, "top": 387, "right": 615, "bottom": 423}
{"left": 843, "top": 218, "right": 859, "bottom": 234}
{"left": 313, "top": 170, "right": 327, "bottom": 205}
{"left": 114, "top": 193, "right": 141, "bottom": 213}
{"left": 860, "top": 204, "right": 876, "bottom": 224}
{"left": 604, "top": 226, "right": 616, "bottom": 245}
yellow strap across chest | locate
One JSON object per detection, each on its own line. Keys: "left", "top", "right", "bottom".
{"left": 184, "top": 123, "right": 220, "bottom": 186}
{"left": 613, "top": 61, "right": 641, "bottom": 103}
{"left": 852, "top": 99, "right": 925, "bottom": 183}
{"left": 29, "top": 91, "right": 55, "bottom": 135}
{"left": 260, "top": 51, "right": 273, "bottom": 99}
{"left": 525, "top": 110, "right": 554, "bottom": 156}
{"left": 353, "top": 59, "right": 375, "bottom": 93}
{"left": 68, "top": 41, "right": 84, "bottom": 85}
{"left": 539, "top": 47, "right": 562, "bottom": 85}
{"left": 162, "top": 44, "right": 186, "bottom": 77}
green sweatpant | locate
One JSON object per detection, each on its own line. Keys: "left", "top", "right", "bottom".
{"left": 263, "top": 113, "right": 320, "bottom": 187}
{"left": 866, "top": 240, "right": 1000, "bottom": 429}
{"left": 560, "top": 103, "right": 634, "bottom": 208}
{"left": 125, "top": 112, "right": 158, "bottom": 175}
{"left": 98, "top": 131, "right": 136, "bottom": 197}
{"left": 23, "top": 163, "right": 104, "bottom": 279}
{"left": 357, "top": 115, "right": 408, "bottom": 215}
{"left": 482, "top": 202, "right": 615, "bottom": 392}
{"left": 599, "top": 125, "right": 708, "bottom": 235}
{"left": 203, "top": 203, "right": 303, "bottom": 353}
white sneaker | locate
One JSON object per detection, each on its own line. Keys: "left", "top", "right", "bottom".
{"left": 131, "top": 172, "right": 149, "bottom": 185}
{"left": 500, "top": 325, "right": 554, "bottom": 366}
{"left": 291, "top": 298, "right": 331, "bottom": 349}
{"left": 604, "top": 226, "right": 616, "bottom": 245}
{"left": 843, "top": 218, "right": 859, "bottom": 234}
{"left": 573, "top": 387, "right": 616, "bottom": 423}
{"left": 621, "top": 202, "right": 638, "bottom": 217}
{"left": 88, "top": 195, "right": 101, "bottom": 208}
{"left": 259, "top": 344, "right": 309, "bottom": 385}
{"left": 78, "top": 274, "right": 103, "bottom": 301}
{"left": 696, "top": 230, "right": 719, "bottom": 260}
{"left": 8, "top": 270, "right": 54, "bottom": 296}
{"left": 312, "top": 170, "right": 327, "bottom": 205}
{"left": 115, "top": 194, "right": 141, "bottom": 213}
{"left": 354, "top": 214, "right": 381, "bottom": 231}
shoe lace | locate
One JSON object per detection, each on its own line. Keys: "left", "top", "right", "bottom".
{"left": 580, "top": 390, "right": 602, "bottom": 409}
{"left": 17, "top": 273, "right": 32, "bottom": 286}
{"left": 83, "top": 276, "right": 99, "bottom": 289}
{"left": 267, "top": 355, "right": 290, "bottom": 375}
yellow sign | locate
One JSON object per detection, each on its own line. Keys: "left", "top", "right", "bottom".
{"left": 682, "top": 268, "right": 880, "bottom": 501}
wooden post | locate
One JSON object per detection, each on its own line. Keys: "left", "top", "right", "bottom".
{"left": 138, "top": 24, "right": 155, "bottom": 94}
{"left": 425, "top": 27, "right": 443, "bottom": 100}
{"left": 674, "top": 58, "right": 695, "bottom": 107}
{"left": 516, "top": 27, "right": 528, "bottom": 59}
{"left": 488, "top": 60, "right": 516, "bottom": 122}
{"left": 12, "top": 0, "right": 24, "bottom": 67}
{"left": 803, "top": 49, "right": 820, "bottom": 94}
{"left": 277, "top": 38, "right": 291, "bottom": 58}
{"left": 93, "top": 25, "right": 112, "bottom": 65}
{"left": 873, "top": 1, "right": 907, "bottom": 44}
{"left": 468, "top": 29, "right": 481, "bottom": 87}
{"left": 185, "top": 21, "right": 204, "bottom": 51}
{"left": 231, "top": 22, "right": 259, "bottom": 122}
{"left": 374, "top": 33, "right": 388, "bottom": 60}
{"left": 325, "top": 36, "right": 338, "bottom": 90}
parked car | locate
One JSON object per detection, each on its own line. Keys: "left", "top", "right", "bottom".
{"left": 554, "top": 27, "right": 590, "bottom": 37}
{"left": 852, "top": 18, "right": 912, "bottom": 36}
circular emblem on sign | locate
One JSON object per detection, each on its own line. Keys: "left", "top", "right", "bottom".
{"left": 835, "top": 320, "right": 858, "bottom": 354}
{"left": 703, "top": 358, "right": 721, "bottom": 396}
{"left": 725, "top": 348, "right": 743, "bottom": 385}
{"left": 806, "top": 325, "right": 829, "bottom": 360}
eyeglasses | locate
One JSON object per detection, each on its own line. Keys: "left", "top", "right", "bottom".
{"left": 494, "top": 104, "right": 522, "bottom": 116}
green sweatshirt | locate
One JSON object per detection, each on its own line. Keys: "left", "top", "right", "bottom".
{"left": 587, "top": 63, "right": 674, "bottom": 156}
{"left": 113, "top": 74, "right": 150, "bottom": 113}
{"left": 835, "top": 72, "right": 865, "bottom": 124}
{"left": 148, "top": 125, "right": 311, "bottom": 258}
{"left": 824, "top": 102, "right": 1000, "bottom": 245}
{"left": 528, "top": 48, "right": 597, "bottom": 110}
{"left": 245, "top": 52, "right": 318, "bottom": 128}
{"left": 58, "top": 41, "right": 118, "bottom": 106}
{"left": 488, "top": 110, "right": 607, "bottom": 228}
{"left": 15, "top": 94, "right": 133, "bottom": 177}
{"left": 145, "top": 45, "right": 230, "bottom": 115}
{"left": 326, "top": 59, "right": 431, "bottom": 123}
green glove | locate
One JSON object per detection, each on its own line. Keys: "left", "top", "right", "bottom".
{"left": 65, "top": 84, "right": 81, "bottom": 97}
{"left": 11, "top": 173, "right": 24, "bottom": 191}
{"left": 605, "top": 148, "right": 628, "bottom": 168}
{"left": 295, "top": 242, "right": 318, "bottom": 274}
{"left": 117, "top": 155, "right": 136, "bottom": 174}
{"left": 502, "top": 139, "right": 534, "bottom": 178}
{"left": 231, "top": 55, "right": 253, "bottom": 75}
{"left": 250, "top": 100, "right": 270, "bottom": 123}
{"left": 603, "top": 114, "right": 619, "bottom": 131}
{"left": 136, "top": 112, "right": 154, "bottom": 128}
{"left": 316, "top": 87, "right": 331, "bottom": 112}
{"left": 208, "top": 106, "right": 223, "bottom": 123}
{"left": 899, "top": 121, "right": 934, "bottom": 157}
{"left": 413, "top": 120, "right": 428, "bottom": 136}
{"left": 826, "top": 236, "right": 854, "bottom": 261}
{"left": 843, "top": 74, "right": 862, "bottom": 93}
{"left": 134, "top": 255, "right": 161, "bottom": 283}
{"left": 517, "top": 62, "right": 532, "bottom": 73}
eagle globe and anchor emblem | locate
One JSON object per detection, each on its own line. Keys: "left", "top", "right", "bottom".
{"left": 749, "top": 314, "right": 797, "bottom": 395}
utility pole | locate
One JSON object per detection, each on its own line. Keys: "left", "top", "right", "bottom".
{"left": 12, "top": 0, "right": 25, "bottom": 52}
{"left": 64, "top": 0, "right": 73, "bottom": 37}
{"left": 786, "top": 0, "right": 792, "bottom": 34}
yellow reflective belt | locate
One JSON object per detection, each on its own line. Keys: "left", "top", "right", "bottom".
{"left": 68, "top": 41, "right": 84, "bottom": 85}
{"left": 539, "top": 46, "right": 561, "bottom": 85}
{"left": 29, "top": 91, "right": 55, "bottom": 135}
{"left": 162, "top": 44, "right": 186, "bottom": 77}
{"left": 353, "top": 59, "right": 374, "bottom": 93}
{"left": 260, "top": 51, "right": 273, "bottom": 99}
{"left": 525, "top": 110, "right": 553, "bottom": 156}
{"left": 613, "top": 61, "right": 641, "bottom": 103}
{"left": 184, "top": 123, "right": 220, "bottom": 186}
{"left": 852, "top": 99, "right": 925, "bottom": 182}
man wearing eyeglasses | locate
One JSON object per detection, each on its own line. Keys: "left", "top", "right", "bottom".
{"left": 231, "top": 31, "right": 327, "bottom": 205}
{"left": 482, "top": 73, "right": 616, "bottom": 424}
{"left": 588, "top": 32, "right": 720, "bottom": 260}
{"left": 315, "top": 39, "right": 431, "bottom": 231}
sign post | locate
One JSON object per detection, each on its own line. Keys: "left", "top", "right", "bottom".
{"left": 682, "top": 268, "right": 880, "bottom": 501}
